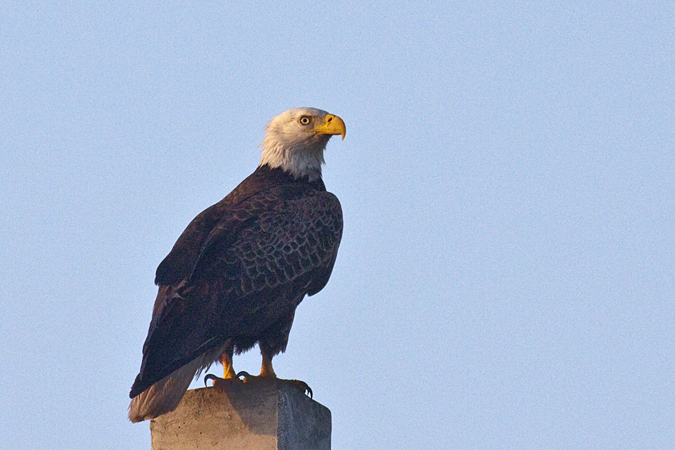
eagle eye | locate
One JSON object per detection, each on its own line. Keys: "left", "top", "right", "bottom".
{"left": 299, "top": 116, "right": 311, "bottom": 125}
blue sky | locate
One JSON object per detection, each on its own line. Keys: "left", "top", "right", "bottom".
{"left": 1, "top": 1, "right": 673, "bottom": 449}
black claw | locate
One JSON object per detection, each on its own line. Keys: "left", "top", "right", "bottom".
{"left": 204, "top": 373, "right": 220, "bottom": 387}
{"left": 236, "top": 370, "right": 251, "bottom": 380}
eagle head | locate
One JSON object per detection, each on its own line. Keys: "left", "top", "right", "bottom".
{"left": 259, "top": 107, "right": 346, "bottom": 181}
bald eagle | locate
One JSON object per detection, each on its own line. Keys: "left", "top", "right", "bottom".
{"left": 128, "top": 108, "right": 345, "bottom": 422}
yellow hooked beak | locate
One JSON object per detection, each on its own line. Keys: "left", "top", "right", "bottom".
{"left": 310, "top": 114, "right": 346, "bottom": 140}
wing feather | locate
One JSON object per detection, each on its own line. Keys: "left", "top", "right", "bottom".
{"left": 130, "top": 183, "right": 342, "bottom": 398}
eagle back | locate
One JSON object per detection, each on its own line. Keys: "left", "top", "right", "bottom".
{"left": 154, "top": 165, "right": 338, "bottom": 288}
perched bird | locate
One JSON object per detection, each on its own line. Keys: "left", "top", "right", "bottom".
{"left": 128, "top": 107, "right": 345, "bottom": 422}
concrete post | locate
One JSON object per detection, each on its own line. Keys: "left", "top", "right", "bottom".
{"left": 150, "top": 381, "right": 331, "bottom": 450}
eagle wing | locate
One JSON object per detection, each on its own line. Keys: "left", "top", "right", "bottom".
{"left": 130, "top": 186, "right": 342, "bottom": 397}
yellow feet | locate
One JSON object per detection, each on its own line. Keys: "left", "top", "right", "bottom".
{"left": 204, "top": 373, "right": 243, "bottom": 389}
{"left": 282, "top": 378, "right": 313, "bottom": 398}
{"left": 204, "top": 352, "right": 241, "bottom": 388}
{"left": 206, "top": 352, "right": 312, "bottom": 397}
{"left": 235, "top": 371, "right": 313, "bottom": 398}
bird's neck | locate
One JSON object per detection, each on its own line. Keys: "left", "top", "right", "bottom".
{"left": 259, "top": 143, "right": 325, "bottom": 182}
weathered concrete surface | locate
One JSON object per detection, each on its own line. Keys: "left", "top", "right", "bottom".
{"left": 150, "top": 381, "right": 331, "bottom": 450}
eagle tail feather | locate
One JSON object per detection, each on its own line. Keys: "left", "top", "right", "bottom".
{"left": 128, "top": 356, "right": 203, "bottom": 423}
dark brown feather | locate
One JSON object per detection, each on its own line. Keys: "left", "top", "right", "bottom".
{"left": 130, "top": 165, "right": 342, "bottom": 398}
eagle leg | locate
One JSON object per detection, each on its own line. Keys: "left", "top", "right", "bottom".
{"left": 221, "top": 351, "right": 237, "bottom": 379}
{"left": 260, "top": 352, "right": 276, "bottom": 378}
{"left": 204, "top": 350, "right": 240, "bottom": 388}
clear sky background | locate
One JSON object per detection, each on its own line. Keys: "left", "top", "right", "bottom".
{"left": 1, "top": 2, "right": 673, "bottom": 449}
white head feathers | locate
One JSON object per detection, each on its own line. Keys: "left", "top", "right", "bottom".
{"left": 259, "top": 107, "right": 346, "bottom": 181}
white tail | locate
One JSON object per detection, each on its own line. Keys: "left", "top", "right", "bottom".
{"left": 128, "top": 356, "right": 203, "bottom": 423}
